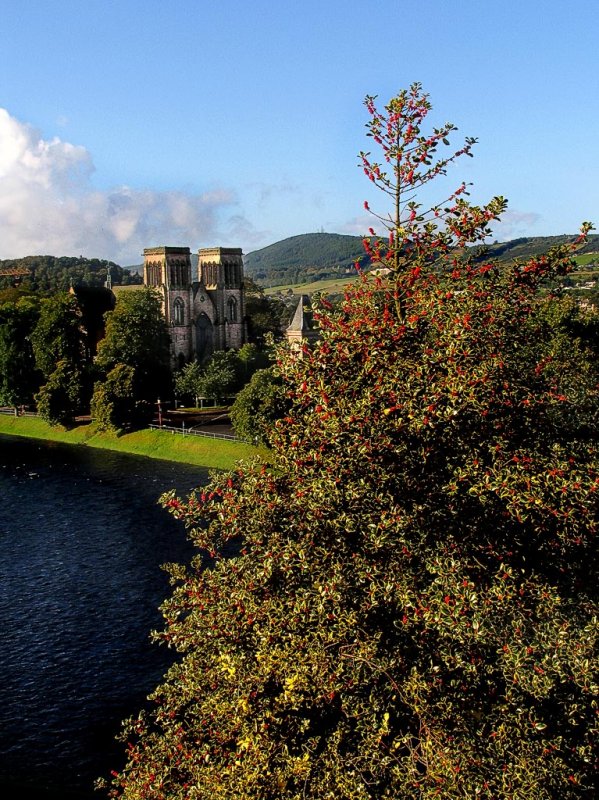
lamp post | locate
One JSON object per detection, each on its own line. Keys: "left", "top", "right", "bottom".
{"left": 157, "top": 398, "right": 163, "bottom": 427}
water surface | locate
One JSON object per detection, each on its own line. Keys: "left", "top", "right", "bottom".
{"left": 0, "top": 435, "right": 208, "bottom": 799}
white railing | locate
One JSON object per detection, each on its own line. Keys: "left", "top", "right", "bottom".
{"left": 0, "top": 407, "right": 38, "bottom": 417}
{"left": 148, "top": 423, "right": 241, "bottom": 441}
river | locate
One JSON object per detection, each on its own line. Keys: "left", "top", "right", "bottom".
{"left": 0, "top": 434, "right": 209, "bottom": 799}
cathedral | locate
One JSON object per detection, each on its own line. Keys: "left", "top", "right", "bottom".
{"left": 143, "top": 246, "right": 246, "bottom": 366}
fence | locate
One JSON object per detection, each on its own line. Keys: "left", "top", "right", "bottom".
{"left": 148, "top": 423, "right": 242, "bottom": 442}
{"left": 0, "top": 408, "right": 244, "bottom": 442}
{"left": 0, "top": 407, "right": 38, "bottom": 417}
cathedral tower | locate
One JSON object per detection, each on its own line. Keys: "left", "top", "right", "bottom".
{"left": 198, "top": 247, "right": 245, "bottom": 351}
{"left": 142, "top": 245, "right": 246, "bottom": 366}
{"left": 143, "top": 246, "right": 194, "bottom": 364}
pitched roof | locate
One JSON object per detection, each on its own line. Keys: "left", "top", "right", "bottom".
{"left": 287, "top": 294, "right": 315, "bottom": 332}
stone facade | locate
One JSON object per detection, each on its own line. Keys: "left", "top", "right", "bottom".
{"left": 143, "top": 246, "right": 246, "bottom": 366}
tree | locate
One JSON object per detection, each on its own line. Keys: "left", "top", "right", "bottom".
{"left": 31, "top": 292, "right": 84, "bottom": 380}
{"left": 230, "top": 366, "right": 289, "bottom": 444}
{"left": 175, "top": 346, "right": 269, "bottom": 408}
{"left": 91, "top": 363, "right": 136, "bottom": 432}
{"left": 30, "top": 292, "right": 88, "bottom": 421}
{"left": 35, "top": 359, "right": 84, "bottom": 426}
{"left": 0, "top": 296, "right": 41, "bottom": 406}
{"left": 103, "top": 87, "right": 598, "bottom": 799}
{"left": 174, "top": 361, "right": 204, "bottom": 407}
{"left": 95, "top": 288, "right": 171, "bottom": 422}
{"left": 244, "top": 277, "right": 290, "bottom": 344}
{"left": 174, "top": 353, "right": 237, "bottom": 406}
{"left": 195, "top": 350, "right": 238, "bottom": 404}
{"left": 235, "top": 342, "right": 270, "bottom": 385}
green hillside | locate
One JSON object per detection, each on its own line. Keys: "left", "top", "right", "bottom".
{"left": 245, "top": 232, "right": 599, "bottom": 290}
{"left": 480, "top": 234, "right": 599, "bottom": 263}
{"left": 244, "top": 233, "right": 370, "bottom": 287}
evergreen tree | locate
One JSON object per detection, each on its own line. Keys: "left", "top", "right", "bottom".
{"left": 103, "top": 86, "right": 598, "bottom": 800}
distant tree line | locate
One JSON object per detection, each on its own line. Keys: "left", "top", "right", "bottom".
{"left": 0, "top": 255, "right": 142, "bottom": 294}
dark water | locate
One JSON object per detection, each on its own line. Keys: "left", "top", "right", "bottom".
{"left": 0, "top": 435, "right": 209, "bottom": 799}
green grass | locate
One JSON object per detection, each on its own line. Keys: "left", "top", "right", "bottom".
{"left": 0, "top": 415, "right": 267, "bottom": 470}
{"left": 573, "top": 253, "right": 599, "bottom": 267}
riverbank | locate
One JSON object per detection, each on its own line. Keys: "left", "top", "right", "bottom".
{"left": 0, "top": 415, "right": 266, "bottom": 470}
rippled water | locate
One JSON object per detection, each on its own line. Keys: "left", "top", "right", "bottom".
{"left": 0, "top": 435, "right": 209, "bottom": 799}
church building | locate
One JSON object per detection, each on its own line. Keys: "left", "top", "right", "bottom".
{"left": 143, "top": 246, "right": 246, "bottom": 366}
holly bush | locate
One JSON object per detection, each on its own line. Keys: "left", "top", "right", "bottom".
{"left": 102, "top": 86, "right": 598, "bottom": 799}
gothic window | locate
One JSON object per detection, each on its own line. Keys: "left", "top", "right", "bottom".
{"left": 174, "top": 297, "right": 185, "bottom": 325}
{"left": 228, "top": 296, "right": 237, "bottom": 323}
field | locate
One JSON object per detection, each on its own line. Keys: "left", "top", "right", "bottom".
{"left": 573, "top": 252, "right": 599, "bottom": 266}
{"left": 263, "top": 256, "right": 597, "bottom": 297}
{"left": 265, "top": 274, "right": 359, "bottom": 296}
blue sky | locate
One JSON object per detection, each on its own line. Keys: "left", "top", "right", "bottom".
{"left": 0, "top": 0, "right": 597, "bottom": 265}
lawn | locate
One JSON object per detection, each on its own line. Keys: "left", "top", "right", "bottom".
{"left": 0, "top": 415, "right": 266, "bottom": 471}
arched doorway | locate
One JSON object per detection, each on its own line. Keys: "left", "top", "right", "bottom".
{"left": 195, "top": 313, "right": 213, "bottom": 362}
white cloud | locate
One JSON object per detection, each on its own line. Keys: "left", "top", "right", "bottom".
{"left": 0, "top": 108, "right": 248, "bottom": 264}
{"left": 338, "top": 214, "right": 387, "bottom": 237}
{"left": 490, "top": 210, "right": 542, "bottom": 241}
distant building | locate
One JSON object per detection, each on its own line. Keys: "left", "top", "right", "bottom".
{"left": 285, "top": 294, "right": 319, "bottom": 348}
{"left": 143, "top": 246, "right": 246, "bottom": 366}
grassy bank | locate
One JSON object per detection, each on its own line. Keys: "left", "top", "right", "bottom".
{"left": 0, "top": 415, "right": 266, "bottom": 470}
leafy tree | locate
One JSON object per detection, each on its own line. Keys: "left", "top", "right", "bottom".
{"left": 30, "top": 292, "right": 90, "bottom": 420}
{"left": 235, "top": 342, "right": 270, "bottom": 383}
{"left": 35, "top": 359, "right": 83, "bottom": 426}
{"left": 0, "top": 296, "right": 41, "bottom": 406}
{"left": 175, "top": 346, "right": 269, "bottom": 408}
{"left": 95, "top": 288, "right": 171, "bottom": 419}
{"left": 174, "top": 361, "right": 204, "bottom": 407}
{"left": 91, "top": 363, "right": 136, "bottom": 432}
{"left": 230, "top": 366, "right": 289, "bottom": 444}
{"left": 195, "top": 350, "right": 238, "bottom": 403}
{"left": 31, "top": 292, "right": 84, "bottom": 380}
{"left": 103, "top": 86, "right": 598, "bottom": 799}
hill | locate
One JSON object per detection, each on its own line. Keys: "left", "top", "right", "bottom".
{"left": 481, "top": 234, "right": 599, "bottom": 263}
{"left": 245, "top": 232, "right": 599, "bottom": 289}
{"left": 244, "top": 233, "right": 370, "bottom": 287}
{"left": 0, "top": 255, "right": 142, "bottom": 293}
